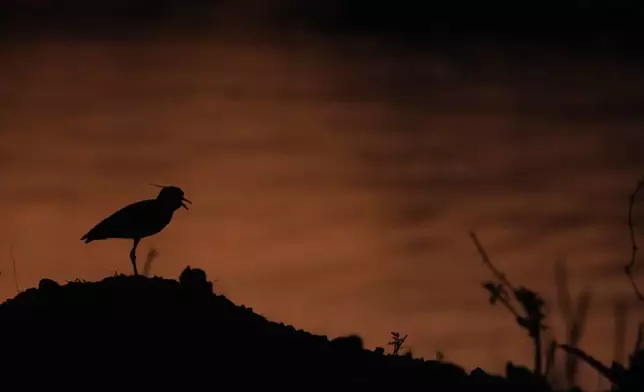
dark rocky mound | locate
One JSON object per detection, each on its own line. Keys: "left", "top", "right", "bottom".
{"left": 0, "top": 266, "right": 552, "bottom": 391}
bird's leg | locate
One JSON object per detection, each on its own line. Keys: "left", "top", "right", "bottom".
{"left": 130, "top": 238, "right": 140, "bottom": 276}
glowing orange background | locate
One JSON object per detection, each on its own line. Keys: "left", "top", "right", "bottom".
{"left": 1, "top": 16, "right": 644, "bottom": 390}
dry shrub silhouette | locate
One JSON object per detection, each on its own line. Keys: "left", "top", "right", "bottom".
{"left": 469, "top": 177, "right": 644, "bottom": 391}
{"left": 387, "top": 331, "right": 407, "bottom": 356}
{"left": 552, "top": 178, "right": 644, "bottom": 392}
{"left": 5, "top": 178, "right": 644, "bottom": 390}
{"left": 469, "top": 232, "right": 548, "bottom": 378}
{"left": 557, "top": 327, "right": 644, "bottom": 392}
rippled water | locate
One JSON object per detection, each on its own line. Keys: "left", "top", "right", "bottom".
{"left": 2, "top": 29, "right": 644, "bottom": 387}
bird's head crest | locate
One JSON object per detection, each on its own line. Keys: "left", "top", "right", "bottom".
{"left": 149, "top": 183, "right": 192, "bottom": 210}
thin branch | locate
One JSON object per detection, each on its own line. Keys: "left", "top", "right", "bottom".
{"left": 482, "top": 283, "right": 520, "bottom": 317}
{"left": 142, "top": 247, "right": 159, "bottom": 277}
{"left": 469, "top": 231, "right": 516, "bottom": 293}
{"left": 557, "top": 344, "right": 617, "bottom": 384}
{"left": 471, "top": 232, "right": 520, "bottom": 317}
{"left": 498, "top": 296, "right": 521, "bottom": 318}
{"left": 626, "top": 275, "right": 643, "bottom": 302}
{"left": 625, "top": 178, "right": 644, "bottom": 301}
{"left": 9, "top": 243, "right": 19, "bottom": 293}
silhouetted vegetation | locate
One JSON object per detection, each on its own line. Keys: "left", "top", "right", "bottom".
{"left": 468, "top": 177, "right": 644, "bottom": 392}
{"left": 546, "top": 178, "right": 644, "bottom": 392}
{"left": 388, "top": 331, "right": 408, "bottom": 356}
{"left": 1, "top": 178, "right": 643, "bottom": 390}
{"left": 470, "top": 232, "right": 550, "bottom": 386}
{"left": 469, "top": 244, "right": 644, "bottom": 392}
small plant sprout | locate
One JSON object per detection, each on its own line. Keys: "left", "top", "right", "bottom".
{"left": 388, "top": 332, "right": 408, "bottom": 356}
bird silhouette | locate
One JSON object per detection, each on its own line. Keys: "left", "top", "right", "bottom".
{"left": 81, "top": 184, "right": 192, "bottom": 275}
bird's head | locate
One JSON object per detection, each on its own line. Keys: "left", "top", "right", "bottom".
{"left": 150, "top": 184, "right": 192, "bottom": 211}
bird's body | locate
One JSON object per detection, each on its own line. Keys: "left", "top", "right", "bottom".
{"left": 81, "top": 185, "right": 191, "bottom": 275}
{"left": 81, "top": 199, "right": 175, "bottom": 243}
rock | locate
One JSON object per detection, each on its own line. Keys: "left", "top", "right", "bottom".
{"left": 179, "top": 266, "right": 213, "bottom": 293}
{"left": 38, "top": 278, "right": 60, "bottom": 291}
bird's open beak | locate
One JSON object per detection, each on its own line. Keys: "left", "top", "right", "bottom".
{"left": 181, "top": 197, "right": 192, "bottom": 210}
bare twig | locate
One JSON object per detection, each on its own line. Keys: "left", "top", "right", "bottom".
{"left": 470, "top": 231, "right": 548, "bottom": 376}
{"left": 469, "top": 232, "right": 516, "bottom": 292}
{"left": 558, "top": 344, "right": 617, "bottom": 384}
{"left": 482, "top": 282, "right": 520, "bottom": 317}
{"left": 142, "top": 247, "right": 159, "bottom": 277}
{"left": 9, "top": 243, "right": 19, "bottom": 293}
{"left": 624, "top": 178, "right": 644, "bottom": 301}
